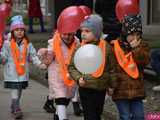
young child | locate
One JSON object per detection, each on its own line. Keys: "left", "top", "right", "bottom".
{"left": 68, "top": 14, "right": 117, "bottom": 120}
{"left": 0, "top": 15, "right": 46, "bottom": 119}
{"left": 108, "top": 14, "right": 150, "bottom": 120}
{"left": 42, "top": 5, "right": 92, "bottom": 116}
{"left": 40, "top": 44, "right": 82, "bottom": 116}
{"left": 38, "top": 6, "right": 84, "bottom": 120}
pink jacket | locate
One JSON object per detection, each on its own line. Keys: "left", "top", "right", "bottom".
{"left": 38, "top": 37, "right": 79, "bottom": 98}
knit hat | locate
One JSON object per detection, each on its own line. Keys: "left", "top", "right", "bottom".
{"left": 10, "top": 15, "right": 25, "bottom": 31}
{"left": 80, "top": 14, "right": 103, "bottom": 40}
{"left": 122, "top": 14, "right": 142, "bottom": 36}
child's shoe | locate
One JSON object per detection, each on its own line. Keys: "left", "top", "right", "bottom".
{"left": 72, "top": 102, "right": 83, "bottom": 116}
{"left": 53, "top": 114, "right": 59, "bottom": 120}
{"left": 12, "top": 108, "right": 23, "bottom": 119}
{"left": 43, "top": 96, "right": 56, "bottom": 113}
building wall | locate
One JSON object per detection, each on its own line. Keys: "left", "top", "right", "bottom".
{"left": 141, "top": 0, "right": 160, "bottom": 35}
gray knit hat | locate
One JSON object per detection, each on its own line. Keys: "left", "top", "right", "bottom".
{"left": 80, "top": 14, "right": 103, "bottom": 40}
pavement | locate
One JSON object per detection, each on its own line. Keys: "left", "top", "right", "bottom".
{"left": 0, "top": 79, "right": 82, "bottom": 120}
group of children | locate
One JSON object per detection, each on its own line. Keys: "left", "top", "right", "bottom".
{"left": 0, "top": 5, "right": 150, "bottom": 120}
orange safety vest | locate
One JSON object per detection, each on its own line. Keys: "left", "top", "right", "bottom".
{"left": 113, "top": 40, "right": 139, "bottom": 79}
{"left": 53, "top": 31, "right": 76, "bottom": 87}
{"left": 81, "top": 39, "right": 106, "bottom": 78}
{"left": 10, "top": 38, "right": 28, "bottom": 76}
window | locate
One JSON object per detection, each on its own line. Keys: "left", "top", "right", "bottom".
{"left": 149, "top": 0, "right": 160, "bottom": 24}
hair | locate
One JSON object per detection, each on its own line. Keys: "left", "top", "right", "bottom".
{"left": 11, "top": 30, "right": 30, "bottom": 43}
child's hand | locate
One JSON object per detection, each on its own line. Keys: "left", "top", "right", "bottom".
{"left": 107, "top": 88, "right": 114, "bottom": 96}
{"left": 37, "top": 48, "right": 54, "bottom": 65}
{"left": 79, "top": 77, "right": 86, "bottom": 87}
{"left": 39, "top": 63, "right": 47, "bottom": 69}
{"left": 37, "top": 48, "right": 48, "bottom": 58}
{"left": 130, "top": 39, "right": 141, "bottom": 48}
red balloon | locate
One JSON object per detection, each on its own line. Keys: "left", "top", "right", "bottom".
{"left": 5, "top": 0, "right": 13, "bottom": 5}
{"left": 0, "top": 3, "right": 11, "bottom": 18}
{"left": 0, "top": 14, "right": 5, "bottom": 34}
{"left": 116, "top": 0, "right": 139, "bottom": 22}
{"left": 4, "top": 4, "right": 11, "bottom": 17}
{"left": 0, "top": 2, "right": 11, "bottom": 49}
{"left": 132, "top": 0, "right": 140, "bottom": 5}
{"left": 79, "top": 5, "right": 92, "bottom": 18}
{"left": 0, "top": 19, "right": 5, "bottom": 49}
{"left": 57, "top": 6, "right": 85, "bottom": 34}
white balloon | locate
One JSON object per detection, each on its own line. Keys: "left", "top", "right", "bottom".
{"left": 74, "top": 44, "right": 103, "bottom": 74}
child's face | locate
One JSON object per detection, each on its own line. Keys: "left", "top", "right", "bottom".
{"left": 60, "top": 32, "right": 75, "bottom": 45}
{"left": 126, "top": 32, "right": 141, "bottom": 43}
{"left": 13, "top": 28, "right": 25, "bottom": 39}
{"left": 81, "top": 27, "right": 96, "bottom": 43}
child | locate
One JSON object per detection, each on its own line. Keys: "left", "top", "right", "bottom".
{"left": 108, "top": 14, "right": 150, "bottom": 120}
{"left": 0, "top": 15, "right": 46, "bottom": 119}
{"left": 38, "top": 6, "right": 84, "bottom": 120}
{"left": 42, "top": 5, "right": 92, "bottom": 116}
{"left": 68, "top": 14, "right": 117, "bottom": 120}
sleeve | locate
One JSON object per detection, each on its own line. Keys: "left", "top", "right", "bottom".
{"left": 132, "top": 41, "right": 150, "bottom": 67}
{"left": 0, "top": 40, "right": 9, "bottom": 64}
{"left": 107, "top": 45, "right": 118, "bottom": 89}
{"left": 47, "top": 39, "right": 54, "bottom": 51}
{"left": 46, "top": 39, "right": 55, "bottom": 64}
{"left": 28, "top": 43, "right": 41, "bottom": 66}
{"left": 37, "top": 39, "right": 55, "bottom": 66}
{"left": 68, "top": 46, "right": 83, "bottom": 82}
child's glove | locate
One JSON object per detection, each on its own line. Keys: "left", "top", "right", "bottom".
{"left": 130, "top": 39, "right": 141, "bottom": 48}
{"left": 78, "top": 77, "right": 86, "bottom": 87}
{"left": 37, "top": 48, "right": 48, "bottom": 58}
{"left": 39, "top": 63, "right": 47, "bottom": 69}
{"left": 37, "top": 48, "right": 54, "bottom": 65}
{"left": 107, "top": 88, "right": 114, "bottom": 96}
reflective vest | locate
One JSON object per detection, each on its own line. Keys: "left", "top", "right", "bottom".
{"left": 81, "top": 39, "right": 106, "bottom": 78}
{"left": 10, "top": 38, "right": 28, "bottom": 76}
{"left": 113, "top": 40, "right": 139, "bottom": 79}
{"left": 53, "top": 31, "right": 76, "bottom": 87}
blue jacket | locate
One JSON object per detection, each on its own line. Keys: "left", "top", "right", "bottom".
{"left": 0, "top": 39, "right": 41, "bottom": 83}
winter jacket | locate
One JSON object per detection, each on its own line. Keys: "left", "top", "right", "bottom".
{"left": 112, "top": 40, "right": 150, "bottom": 100}
{"left": 0, "top": 38, "right": 41, "bottom": 83}
{"left": 46, "top": 37, "right": 79, "bottom": 99}
{"left": 68, "top": 40, "right": 117, "bottom": 91}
